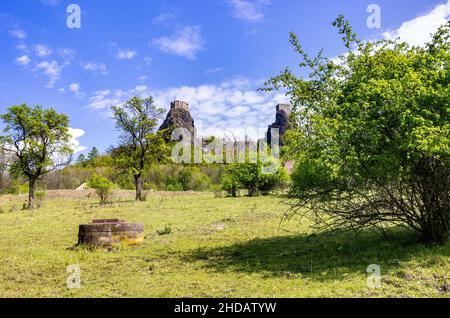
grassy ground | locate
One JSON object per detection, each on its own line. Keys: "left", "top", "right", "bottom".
{"left": 0, "top": 190, "right": 448, "bottom": 298}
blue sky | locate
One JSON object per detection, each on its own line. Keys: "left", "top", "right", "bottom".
{"left": 0, "top": 0, "right": 449, "bottom": 154}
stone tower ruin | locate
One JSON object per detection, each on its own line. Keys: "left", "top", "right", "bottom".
{"left": 266, "top": 103, "right": 292, "bottom": 145}
{"left": 159, "top": 100, "right": 196, "bottom": 139}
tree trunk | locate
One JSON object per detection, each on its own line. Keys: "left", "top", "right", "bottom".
{"left": 28, "top": 178, "right": 36, "bottom": 210}
{"left": 231, "top": 182, "right": 237, "bottom": 197}
{"left": 417, "top": 157, "right": 450, "bottom": 244}
{"left": 135, "top": 175, "right": 143, "bottom": 201}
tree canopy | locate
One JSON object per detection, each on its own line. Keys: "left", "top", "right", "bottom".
{"left": 111, "top": 96, "right": 166, "bottom": 201}
{"left": 0, "top": 104, "right": 72, "bottom": 209}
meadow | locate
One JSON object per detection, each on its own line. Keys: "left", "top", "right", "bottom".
{"left": 0, "top": 190, "right": 448, "bottom": 298}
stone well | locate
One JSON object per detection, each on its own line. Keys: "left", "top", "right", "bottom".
{"left": 78, "top": 219, "right": 144, "bottom": 247}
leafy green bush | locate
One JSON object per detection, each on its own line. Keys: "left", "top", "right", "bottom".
{"left": 222, "top": 161, "right": 289, "bottom": 197}
{"left": 156, "top": 225, "right": 172, "bottom": 235}
{"left": 180, "top": 167, "right": 212, "bottom": 191}
{"left": 221, "top": 172, "right": 238, "bottom": 197}
{"left": 259, "top": 167, "right": 290, "bottom": 195}
{"left": 267, "top": 17, "right": 450, "bottom": 243}
{"left": 88, "top": 174, "right": 114, "bottom": 205}
{"left": 166, "top": 182, "right": 183, "bottom": 192}
{"left": 35, "top": 190, "right": 46, "bottom": 208}
{"left": 230, "top": 163, "right": 259, "bottom": 196}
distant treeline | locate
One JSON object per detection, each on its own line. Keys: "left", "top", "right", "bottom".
{"left": 0, "top": 148, "right": 224, "bottom": 193}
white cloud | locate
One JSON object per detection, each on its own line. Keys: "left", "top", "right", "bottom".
{"left": 68, "top": 128, "right": 87, "bottom": 153}
{"left": 58, "top": 48, "right": 76, "bottom": 59}
{"left": 383, "top": 0, "right": 450, "bottom": 47}
{"left": 41, "top": 0, "right": 60, "bottom": 6}
{"left": 86, "top": 78, "right": 289, "bottom": 140}
{"left": 35, "top": 60, "right": 63, "bottom": 87}
{"left": 34, "top": 44, "right": 52, "bottom": 57}
{"left": 134, "top": 85, "right": 148, "bottom": 92}
{"left": 152, "top": 13, "right": 177, "bottom": 25}
{"left": 9, "top": 29, "right": 27, "bottom": 39}
{"left": 143, "top": 56, "right": 152, "bottom": 66}
{"left": 69, "top": 83, "right": 80, "bottom": 93}
{"left": 15, "top": 55, "right": 31, "bottom": 66}
{"left": 116, "top": 49, "right": 138, "bottom": 60}
{"left": 67, "top": 83, "right": 86, "bottom": 99}
{"left": 152, "top": 26, "right": 204, "bottom": 60}
{"left": 205, "top": 67, "right": 223, "bottom": 75}
{"left": 88, "top": 89, "right": 116, "bottom": 110}
{"left": 228, "top": 0, "right": 271, "bottom": 22}
{"left": 16, "top": 43, "right": 28, "bottom": 51}
{"left": 329, "top": 1, "right": 450, "bottom": 63}
{"left": 82, "top": 61, "right": 108, "bottom": 74}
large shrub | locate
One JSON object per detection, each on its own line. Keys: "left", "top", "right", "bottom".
{"left": 267, "top": 17, "right": 450, "bottom": 243}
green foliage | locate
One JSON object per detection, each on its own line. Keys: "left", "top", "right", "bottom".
{"left": 88, "top": 174, "right": 114, "bottom": 205}
{"left": 0, "top": 104, "right": 72, "bottom": 209}
{"left": 166, "top": 182, "right": 184, "bottom": 192}
{"left": 156, "top": 225, "right": 172, "bottom": 236}
{"left": 162, "top": 166, "right": 213, "bottom": 192}
{"left": 57, "top": 162, "right": 220, "bottom": 192}
{"left": 111, "top": 96, "right": 166, "bottom": 201}
{"left": 222, "top": 160, "right": 289, "bottom": 197}
{"left": 7, "top": 179, "right": 29, "bottom": 195}
{"left": 76, "top": 154, "right": 86, "bottom": 165}
{"left": 178, "top": 166, "right": 212, "bottom": 191}
{"left": 87, "top": 147, "right": 100, "bottom": 163}
{"left": 266, "top": 17, "right": 450, "bottom": 243}
{"left": 259, "top": 166, "right": 290, "bottom": 195}
{"left": 35, "top": 190, "right": 46, "bottom": 208}
{"left": 221, "top": 171, "right": 238, "bottom": 197}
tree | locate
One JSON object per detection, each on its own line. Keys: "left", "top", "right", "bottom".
{"left": 76, "top": 153, "right": 86, "bottom": 165}
{"left": 111, "top": 96, "right": 165, "bottom": 201}
{"left": 87, "top": 147, "right": 99, "bottom": 164}
{"left": 265, "top": 17, "right": 450, "bottom": 243}
{"left": 0, "top": 149, "right": 9, "bottom": 193}
{"left": 0, "top": 104, "right": 72, "bottom": 209}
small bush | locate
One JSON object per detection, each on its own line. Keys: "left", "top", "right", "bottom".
{"left": 222, "top": 161, "right": 290, "bottom": 197}
{"left": 259, "top": 167, "right": 290, "bottom": 195}
{"left": 156, "top": 226, "right": 172, "bottom": 236}
{"left": 179, "top": 167, "right": 212, "bottom": 191}
{"left": 88, "top": 174, "right": 114, "bottom": 205}
{"left": 35, "top": 190, "right": 46, "bottom": 208}
{"left": 166, "top": 182, "right": 183, "bottom": 192}
{"left": 221, "top": 172, "right": 238, "bottom": 197}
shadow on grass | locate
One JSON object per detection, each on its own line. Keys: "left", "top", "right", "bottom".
{"left": 183, "top": 228, "right": 449, "bottom": 281}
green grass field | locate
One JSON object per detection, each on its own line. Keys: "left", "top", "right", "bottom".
{"left": 0, "top": 190, "right": 448, "bottom": 298}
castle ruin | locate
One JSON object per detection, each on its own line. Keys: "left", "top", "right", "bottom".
{"left": 170, "top": 100, "right": 190, "bottom": 111}
{"left": 159, "top": 100, "right": 196, "bottom": 140}
{"left": 266, "top": 103, "right": 292, "bottom": 145}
